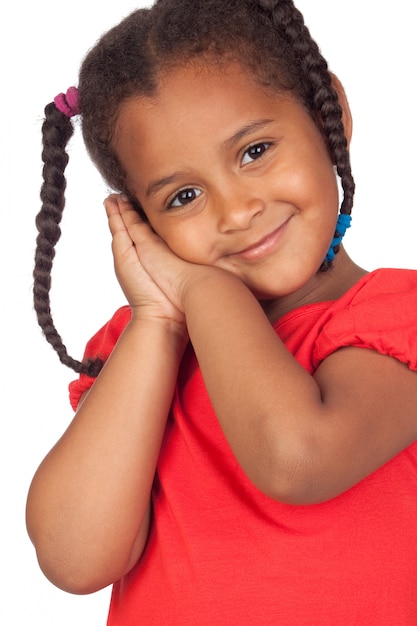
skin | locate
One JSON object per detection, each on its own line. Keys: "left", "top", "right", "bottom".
{"left": 27, "top": 61, "right": 417, "bottom": 594}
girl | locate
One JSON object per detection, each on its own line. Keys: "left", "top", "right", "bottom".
{"left": 27, "top": 0, "right": 417, "bottom": 623}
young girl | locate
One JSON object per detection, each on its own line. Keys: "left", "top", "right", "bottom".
{"left": 27, "top": 0, "right": 417, "bottom": 623}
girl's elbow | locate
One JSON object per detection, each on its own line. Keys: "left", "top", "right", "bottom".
{"left": 29, "top": 520, "right": 149, "bottom": 595}
{"left": 34, "top": 546, "right": 115, "bottom": 595}
{"left": 249, "top": 447, "right": 343, "bottom": 505}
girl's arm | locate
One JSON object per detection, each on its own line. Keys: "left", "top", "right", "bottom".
{"left": 181, "top": 269, "right": 417, "bottom": 504}
{"left": 26, "top": 198, "right": 187, "bottom": 594}
{"left": 118, "top": 200, "right": 417, "bottom": 506}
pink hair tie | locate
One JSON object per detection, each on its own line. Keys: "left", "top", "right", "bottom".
{"left": 54, "top": 86, "right": 80, "bottom": 117}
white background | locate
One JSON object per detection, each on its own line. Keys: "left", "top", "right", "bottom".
{"left": 1, "top": 1, "right": 416, "bottom": 624}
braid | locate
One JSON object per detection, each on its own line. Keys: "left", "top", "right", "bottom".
{"left": 33, "top": 103, "right": 103, "bottom": 376}
{"left": 258, "top": 0, "right": 355, "bottom": 268}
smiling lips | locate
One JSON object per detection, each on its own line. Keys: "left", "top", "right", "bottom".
{"left": 231, "top": 219, "right": 290, "bottom": 261}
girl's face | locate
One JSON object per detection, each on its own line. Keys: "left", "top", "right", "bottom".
{"left": 113, "top": 62, "right": 340, "bottom": 304}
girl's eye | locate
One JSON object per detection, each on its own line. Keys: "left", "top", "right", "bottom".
{"left": 241, "top": 142, "right": 271, "bottom": 166}
{"left": 169, "top": 187, "right": 202, "bottom": 209}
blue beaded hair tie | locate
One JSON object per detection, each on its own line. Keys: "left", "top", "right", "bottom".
{"left": 325, "top": 213, "right": 352, "bottom": 263}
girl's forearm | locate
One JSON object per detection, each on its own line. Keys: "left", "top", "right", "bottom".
{"left": 26, "top": 317, "right": 185, "bottom": 594}
{"left": 181, "top": 269, "right": 328, "bottom": 499}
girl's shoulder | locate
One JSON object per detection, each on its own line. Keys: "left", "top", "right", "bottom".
{"left": 273, "top": 267, "right": 417, "bottom": 374}
{"left": 343, "top": 267, "right": 417, "bottom": 301}
{"left": 314, "top": 267, "right": 417, "bottom": 370}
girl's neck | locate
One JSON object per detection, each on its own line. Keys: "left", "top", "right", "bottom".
{"left": 263, "top": 248, "right": 368, "bottom": 322}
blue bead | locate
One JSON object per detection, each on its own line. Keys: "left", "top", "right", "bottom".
{"left": 324, "top": 213, "right": 352, "bottom": 263}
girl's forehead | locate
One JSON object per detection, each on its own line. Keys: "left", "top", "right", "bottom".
{"left": 117, "top": 61, "right": 289, "bottom": 128}
{"left": 114, "top": 62, "right": 293, "bottom": 152}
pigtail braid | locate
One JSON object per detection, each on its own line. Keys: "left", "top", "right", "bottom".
{"left": 33, "top": 103, "right": 103, "bottom": 376}
{"left": 259, "top": 0, "right": 355, "bottom": 271}
{"left": 258, "top": 0, "right": 355, "bottom": 262}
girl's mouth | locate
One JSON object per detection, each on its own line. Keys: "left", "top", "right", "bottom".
{"left": 231, "top": 219, "right": 290, "bottom": 262}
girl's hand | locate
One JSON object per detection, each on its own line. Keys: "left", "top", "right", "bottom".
{"left": 107, "top": 194, "right": 218, "bottom": 314}
{"left": 105, "top": 194, "right": 187, "bottom": 328}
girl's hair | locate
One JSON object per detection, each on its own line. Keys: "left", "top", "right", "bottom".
{"left": 34, "top": 0, "right": 355, "bottom": 374}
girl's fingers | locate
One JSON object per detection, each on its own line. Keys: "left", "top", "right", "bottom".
{"left": 105, "top": 195, "right": 153, "bottom": 244}
{"left": 117, "top": 197, "right": 156, "bottom": 243}
{"left": 104, "top": 195, "right": 140, "bottom": 270}
{"left": 104, "top": 195, "right": 127, "bottom": 234}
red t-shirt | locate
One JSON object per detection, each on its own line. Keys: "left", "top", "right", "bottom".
{"left": 70, "top": 269, "right": 417, "bottom": 625}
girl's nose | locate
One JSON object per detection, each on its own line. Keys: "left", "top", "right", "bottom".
{"left": 215, "top": 184, "right": 266, "bottom": 233}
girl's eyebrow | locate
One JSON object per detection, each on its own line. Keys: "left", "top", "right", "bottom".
{"left": 222, "top": 118, "right": 274, "bottom": 150}
{"left": 146, "top": 172, "right": 189, "bottom": 198}
{"left": 145, "top": 118, "right": 274, "bottom": 198}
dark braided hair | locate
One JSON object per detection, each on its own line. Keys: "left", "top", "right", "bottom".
{"left": 34, "top": 104, "right": 103, "bottom": 376}
{"left": 34, "top": 0, "right": 355, "bottom": 373}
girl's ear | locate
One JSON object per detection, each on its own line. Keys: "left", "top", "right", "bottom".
{"left": 331, "top": 73, "right": 353, "bottom": 145}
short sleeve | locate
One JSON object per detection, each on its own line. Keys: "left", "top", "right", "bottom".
{"left": 313, "top": 269, "right": 417, "bottom": 371}
{"left": 69, "top": 306, "right": 131, "bottom": 411}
